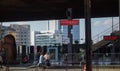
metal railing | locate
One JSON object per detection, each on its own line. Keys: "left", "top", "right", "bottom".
{"left": 92, "top": 53, "right": 120, "bottom": 65}
{"left": 92, "top": 23, "right": 119, "bottom": 44}
{"left": 2, "top": 53, "right": 120, "bottom": 71}
{"left": 51, "top": 53, "right": 120, "bottom": 66}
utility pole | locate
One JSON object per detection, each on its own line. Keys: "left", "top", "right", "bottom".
{"left": 66, "top": 8, "right": 73, "bottom": 65}
{"left": 84, "top": 0, "right": 92, "bottom": 71}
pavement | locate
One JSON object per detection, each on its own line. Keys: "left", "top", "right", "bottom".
{"left": 0, "top": 66, "right": 82, "bottom": 71}
{"left": 0, "top": 63, "right": 83, "bottom": 71}
{"left": 0, "top": 65, "right": 120, "bottom": 71}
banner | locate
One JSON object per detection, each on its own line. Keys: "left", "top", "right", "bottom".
{"left": 104, "top": 36, "right": 118, "bottom": 41}
{"left": 60, "top": 20, "right": 79, "bottom": 25}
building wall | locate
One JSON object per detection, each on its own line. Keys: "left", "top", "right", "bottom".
{"left": 0, "top": 26, "right": 16, "bottom": 40}
{"left": 72, "top": 25, "right": 80, "bottom": 44}
{"left": 10, "top": 24, "right": 30, "bottom": 46}
{"left": 60, "top": 24, "right": 80, "bottom": 44}
{"left": 34, "top": 31, "right": 61, "bottom": 46}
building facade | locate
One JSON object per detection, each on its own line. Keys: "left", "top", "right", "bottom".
{"left": 34, "top": 31, "right": 61, "bottom": 46}
{"left": 47, "top": 20, "right": 80, "bottom": 44}
{"left": 0, "top": 26, "right": 16, "bottom": 40}
{"left": 10, "top": 24, "right": 30, "bottom": 46}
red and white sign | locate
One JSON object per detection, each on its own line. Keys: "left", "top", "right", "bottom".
{"left": 104, "top": 36, "right": 118, "bottom": 41}
{"left": 60, "top": 20, "right": 79, "bottom": 25}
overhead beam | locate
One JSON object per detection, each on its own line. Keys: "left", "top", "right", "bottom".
{"left": 0, "top": 0, "right": 118, "bottom": 22}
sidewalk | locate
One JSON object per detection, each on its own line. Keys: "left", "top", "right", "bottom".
{"left": 0, "top": 63, "right": 83, "bottom": 71}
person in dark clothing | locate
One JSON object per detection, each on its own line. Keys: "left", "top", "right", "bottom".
{"left": 23, "top": 55, "right": 29, "bottom": 64}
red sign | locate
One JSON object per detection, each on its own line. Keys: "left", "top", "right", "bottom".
{"left": 104, "top": 36, "right": 118, "bottom": 41}
{"left": 60, "top": 20, "right": 79, "bottom": 25}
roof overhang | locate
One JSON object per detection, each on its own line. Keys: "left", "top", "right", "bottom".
{"left": 0, "top": 0, "right": 119, "bottom": 22}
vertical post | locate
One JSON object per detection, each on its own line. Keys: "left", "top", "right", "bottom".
{"left": 0, "top": 22, "right": 3, "bottom": 40}
{"left": 68, "top": 25, "right": 72, "bottom": 53}
{"left": 112, "top": 17, "right": 114, "bottom": 33}
{"left": 48, "top": 20, "right": 49, "bottom": 31}
{"left": 119, "top": 0, "right": 120, "bottom": 30}
{"left": 67, "top": 8, "right": 73, "bottom": 65}
{"left": 84, "top": 0, "right": 92, "bottom": 71}
{"left": 111, "top": 17, "right": 115, "bottom": 64}
{"left": 0, "top": 22, "right": 2, "bottom": 29}
{"left": 0, "top": 22, "right": 1, "bottom": 39}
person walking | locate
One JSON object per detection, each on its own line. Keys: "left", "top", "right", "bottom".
{"left": 37, "top": 52, "right": 44, "bottom": 67}
{"left": 44, "top": 52, "right": 50, "bottom": 68}
{"left": 37, "top": 52, "right": 45, "bottom": 71}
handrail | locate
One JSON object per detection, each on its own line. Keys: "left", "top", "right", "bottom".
{"left": 92, "top": 23, "right": 119, "bottom": 44}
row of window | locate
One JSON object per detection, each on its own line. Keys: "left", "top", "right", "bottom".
{"left": 17, "top": 42, "right": 28, "bottom": 44}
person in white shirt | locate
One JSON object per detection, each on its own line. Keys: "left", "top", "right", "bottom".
{"left": 44, "top": 52, "right": 50, "bottom": 67}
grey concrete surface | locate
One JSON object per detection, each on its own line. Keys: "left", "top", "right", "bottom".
{"left": 0, "top": 66, "right": 120, "bottom": 71}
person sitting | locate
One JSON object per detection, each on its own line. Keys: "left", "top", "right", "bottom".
{"left": 23, "top": 55, "right": 29, "bottom": 64}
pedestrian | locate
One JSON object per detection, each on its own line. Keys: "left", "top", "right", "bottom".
{"left": 23, "top": 55, "right": 29, "bottom": 64}
{"left": 44, "top": 52, "right": 50, "bottom": 68}
{"left": 84, "top": 64, "right": 86, "bottom": 71}
{"left": 37, "top": 52, "right": 44, "bottom": 67}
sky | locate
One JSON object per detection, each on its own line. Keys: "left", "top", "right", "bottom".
{"left": 2, "top": 17, "right": 119, "bottom": 45}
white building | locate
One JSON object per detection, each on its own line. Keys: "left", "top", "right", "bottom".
{"left": 47, "top": 20, "right": 59, "bottom": 33}
{"left": 10, "top": 24, "right": 30, "bottom": 46}
{"left": 34, "top": 31, "right": 62, "bottom": 46}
